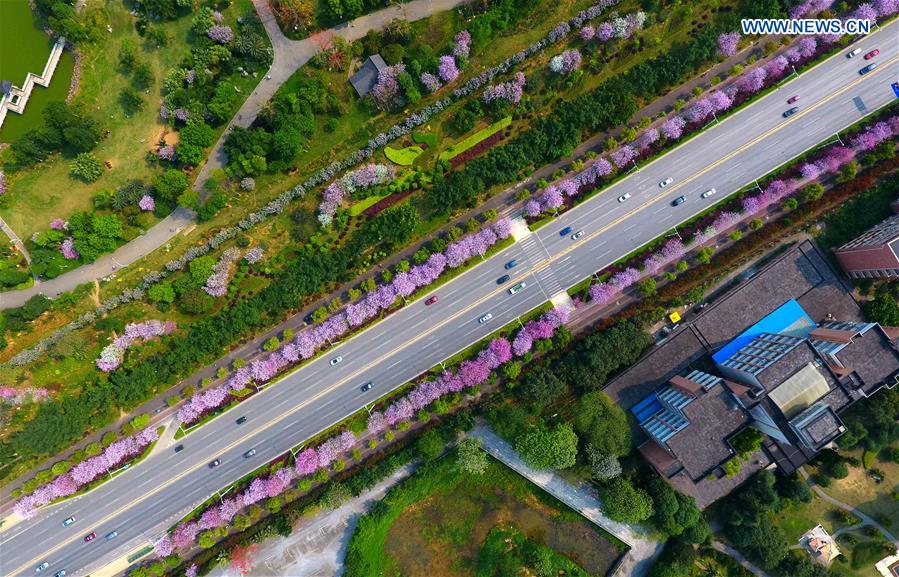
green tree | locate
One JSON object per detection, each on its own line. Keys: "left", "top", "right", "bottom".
{"left": 519, "top": 366, "right": 566, "bottom": 405}
{"left": 515, "top": 423, "right": 578, "bottom": 469}
{"left": 599, "top": 477, "right": 654, "bottom": 523}
{"left": 863, "top": 293, "right": 899, "bottom": 326}
{"left": 801, "top": 183, "right": 824, "bottom": 204}
{"left": 416, "top": 429, "right": 444, "bottom": 461}
{"left": 456, "top": 438, "right": 488, "bottom": 475}
{"left": 189, "top": 256, "right": 216, "bottom": 284}
{"left": 148, "top": 283, "right": 175, "bottom": 304}
{"left": 70, "top": 153, "right": 104, "bottom": 183}
{"left": 570, "top": 391, "right": 631, "bottom": 457}
{"left": 154, "top": 169, "right": 188, "bottom": 201}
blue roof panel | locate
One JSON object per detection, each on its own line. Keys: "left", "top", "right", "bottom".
{"left": 712, "top": 299, "right": 815, "bottom": 364}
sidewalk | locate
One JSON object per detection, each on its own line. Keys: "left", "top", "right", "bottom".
{"left": 0, "top": 30, "right": 787, "bottom": 499}
{"left": 711, "top": 540, "right": 773, "bottom": 577}
{"left": 470, "top": 425, "right": 663, "bottom": 577}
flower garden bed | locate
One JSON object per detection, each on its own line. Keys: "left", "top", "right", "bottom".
{"left": 438, "top": 116, "right": 513, "bottom": 162}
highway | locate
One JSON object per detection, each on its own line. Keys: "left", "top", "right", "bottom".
{"left": 1, "top": 22, "right": 896, "bottom": 577}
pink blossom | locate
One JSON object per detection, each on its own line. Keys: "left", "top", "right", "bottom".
{"left": 367, "top": 411, "right": 388, "bottom": 435}
{"left": 737, "top": 67, "right": 768, "bottom": 93}
{"left": 766, "top": 55, "right": 789, "bottom": 79}
{"left": 295, "top": 448, "right": 319, "bottom": 477}
{"left": 717, "top": 32, "right": 740, "bottom": 57}
{"left": 185, "top": 564, "right": 198, "bottom": 577}
{"left": 708, "top": 90, "right": 733, "bottom": 112}
{"left": 686, "top": 99, "right": 713, "bottom": 123}
{"left": 661, "top": 117, "right": 686, "bottom": 140}
{"left": 637, "top": 128, "right": 660, "bottom": 150}
{"left": 49, "top": 218, "right": 67, "bottom": 230}
{"left": 525, "top": 199, "right": 543, "bottom": 217}
{"left": 611, "top": 145, "right": 636, "bottom": 168}
{"left": 589, "top": 282, "right": 618, "bottom": 305}
{"left": 438, "top": 56, "right": 460, "bottom": 83}
{"left": 60, "top": 238, "right": 79, "bottom": 260}
{"left": 139, "top": 195, "right": 155, "bottom": 212}
{"left": 580, "top": 25, "right": 595, "bottom": 40}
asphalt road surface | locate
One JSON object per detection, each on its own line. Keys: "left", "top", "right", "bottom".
{"left": 1, "top": 22, "right": 896, "bottom": 577}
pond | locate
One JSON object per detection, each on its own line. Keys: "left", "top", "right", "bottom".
{"left": 0, "top": 0, "right": 74, "bottom": 142}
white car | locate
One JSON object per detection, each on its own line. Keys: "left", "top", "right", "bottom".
{"left": 35, "top": 562, "right": 49, "bottom": 573}
{"left": 847, "top": 47, "right": 862, "bottom": 58}
{"left": 701, "top": 188, "right": 717, "bottom": 199}
{"left": 330, "top": 356, "right": 343, "bottom": 366}
{"left": 478, "top": 313, "right": 493, "bottom": 324}
{"left": 659, "top": 177, "right": 674, "bottom": 188}
{"left": 617, "top": 193, "right": 631, "bottom": 202}
{"left": 571, "top": 230, "right": 585, "bottom": 240}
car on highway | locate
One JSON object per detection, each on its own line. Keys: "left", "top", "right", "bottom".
{"left": 105, "top": 531, "right": 118, "bottom": 540}
{"left": 360, "top": 382, "right": 373, "bottom": 392}
{"left": 174, "top": 444, "right": 184, "bottom": 453}
{"left": 701, "top": 188, "right": 717, "bottom": 199}
{"left": 84, "top": 532, "right": 97, "bottom": 543}
{"left": 497, "top": 274, "right": 511, "bottom": 284}
{"left": 478, "top": 313, "right": 493, "bottom": 324}
{"left": 571, "top": 230, "right": 585, "bottom": 240}
{"left": 330, "top": 356, "right": 343, "bottom": 366}
{"left": 617, "top": 193, "right": 631, "bottom": 202}
{"left": 787, "top": 95, "right": 800, "bottom": 104}
{"left": 54, "top": 571, "right": 66, "bottom": 577}
{"left": 425, "top": 295, "right": 439, "bottom": 305}
{"left": 847, "top": 47, "right": 862, "bottom": 57}
{"left": 783, "top": 106, "right": 799, "bottom": 118}
{"left": 236, "top": 416, "right": 247, "bottom": 425}
{"left": 62, "top": 516, "right": 75, "bottom": 527}
{"left": 659, "top": 177, "right": 673, "bottom": 187}
{"left": 244, "top": 449, "right": 256, "bottom": 458}
{"left": 859, "top": 63, "right": 878, "bottom": 74}
{"left": 864, "top": 48, "right": 879, "bottom": 59}
{"left": 36, "top": 562, "right": 49, "bottom": 572}
{"left": 671, "top": 195, "right": 687, "bottom": 206}
{"left": 508, "top": 282, "right": 526, "bottom": 295}
{"left": 208, "top": 459, "right": 221, "bottom": 468}
{"left": 504, "top": 259, "right": 518, "bottom": 269}
{"left": 559, "top": 226, "right": 572, "bottom": 237}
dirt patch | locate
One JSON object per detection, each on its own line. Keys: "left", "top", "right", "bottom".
{"left": 384, "top": 475, "right": 620, "bottom": 577}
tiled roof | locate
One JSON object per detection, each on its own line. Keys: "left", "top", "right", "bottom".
{"left": 349, "top": 54, "right": 388, "bottom": 97}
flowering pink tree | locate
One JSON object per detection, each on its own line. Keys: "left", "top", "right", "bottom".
{"left": 685, "top": 99, "right": 713, "bottom": 123}
{"left": 294, "top": 448, "right": 319, "bottom": 477}
{"left": 661, "top": 117, "right": 686, "bottom": 140}
{"left": 438, "top": 56, "right": 460, "bottom": 83}
{"left": 611, "top": 145, "right": 637, "bottom": 169}
{"left": 96, "top": 320, "right": 177, "bottom": 372}
{"left": 549, "top": 49, "right": 582, "bottom": 74}
{"left": 637, "top": 128, "right": 660, "bottom": 151}
{"left": 453, "top": 30, "right": 471, "bottom": 59}
{"left": 60, "top": 238, "right": 79, "bottom": 260}
{"left": 766, "top": 55, "right": 789, "bottom": 79}
{"left": 139, "top": 195, "right": 155, "bottom": 212}
{"left": 717, "top": 32, "right": 740, "bottom": 57}
{"left": 708, "top": 90, "right": 733, "bottom": 112}
{"left": 737, "top": 67, "right": 768, "bottom": 93}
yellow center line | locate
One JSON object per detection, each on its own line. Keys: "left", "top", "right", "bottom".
{"left": 8, "top": 46, "right": 897, "bottom": 577}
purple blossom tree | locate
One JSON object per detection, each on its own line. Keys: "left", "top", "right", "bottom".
{"left": 139, "top": 195, "right": 155, "bottom": 212}
{"left": 708, "top": 90, "right": 733, "bottom": 112}
{"left": 549, "top": 49, "right": 582, "bottom": 74}
{"left": 295, "top": 448, "right": 319, "bottom": 477}
{"left": 420, "top": 72, "right": 442, "bottom": 93}
{"left": 526, "top": 199, "right": 543, "bottom": 217}
{"left": 542, "top": 186, "right": 564, "bottom": 210}
{"left": 611, "top": 145, "right": 636, "bottom": 169}
{"left": 207, "top": 25, "right": 233, "bottom": 44}
{"left": 438, "top": 56, "right": 460, "bottom": 83}
{"left": 637, "top": 128, "right": 660, "bottom": 151}
{"left": 685, "top": 99, "right": 713, "bottom": 123}
{"left": 737, "top": 67, "right": 768, "bottom": 93}
{"left": 717, "top": 32, "right": 740, "bottom": 57}
{"left": 60, "top": 238, "right": 79, "bottom": 260}
{"left": 765, "top": 55, "right": 789, "bottom": 79}
{"left": 596, "top": 21, "right": 614, "bottom": 41}
{"left": 661, "top": 117, "right": 686, "bottom": 140}
{"left": 875, "top": 0, "right": 899, "bottom": 16}
{"left": 854, "top": 2, "right": 878, "bottom": 21}
{"left": 580, "top": 25, "right": 595, "bottom": 40}
{"left": 797, "top": 37, "right": 817, "bottom": 59}
{"left": 453, "top": 30, "right": 471, "bottom": 59}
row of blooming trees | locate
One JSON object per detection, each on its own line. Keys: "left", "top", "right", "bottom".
{"left": 176, "top": 217, "right": 514, "bottom": 426}
{"left": 317, "top": 164, "right": 395, "bottom": 226}
{"left": 0, "top": 387, "right": 49, "bottom": 406}
{"left": 15, "top": 427, "right": 159, "bottom": 518}
{"left": 158, "top": 306, "right": 568, "bottom": 558}
{"left": 96, "top": 320, "right": 177, "bottom": 372}
{"left": 586, "top": 114, "right": 899, "bottom": 306}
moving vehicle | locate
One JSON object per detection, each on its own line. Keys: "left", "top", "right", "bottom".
{"left": 571, "top": 230, "right": 585, "bottom": 240}
{"left": 847, "top": 47, "right": 862, "bottom": 57}
{"left": 864, "top": 48, "right": 879, "bottom": 59}
{"left": 84, "top": 532, "right": 97, "bottom": 543}
{"left": 208, "top": 459, "right": 221, "bottom": 468}
{"left": 504, "top": 259, "right": 518, "bottom": 270}
{"left": 36, "top": 562, "right": 49, "bottom": 572}
{"left": 859, "top": 63, "right": 878, "bottom": 74}
{"left": 235, "top": 416, "right": 247, "bottom": 425}
{"left": 173, "top": 444, "right": 184, "bottom": 453}
{"left": 671, "top": 195, "right": 687, "bottom": 206}
{"left": 54, "top": 571, "right": 66, "bottom": 577}
{"left": 330, "top": 356, "right": 343, "bottom": 366}
{"left": 497, "top": 274, "right": 511, "bottom": 284}
{"left": 105, "top": 531, "right": 118, "bottom": 540}
{"left": 244, "top": 449, "right": 256, "bottom": 458}
{"left": 701, "top": 188, "right": 717, "bottom": 199}
{"left": 425, "top": 295, "right": 439, "bottom": 305}
{"left": 508, "top": 282, "right": 527, "bottom": 295}
{"left": 478, "top": 313, "right": 493, "bottom": 324}
{"left": 617, "top": 193, "right": 631, "bottom": 202}
{"left": 559, "top": 226, "right": 572, "bottom": 237}
{"left": 360, "top": 382, "right": 374, "bottom": 392}
{"left": 62, "top": 516, "right": 75, "bottom": 527}
{"left": 787, "top": 95, "right": 800, "bottom": 104}
{"left": 783, "top": 106, "right": 799, "bottom": 118}
{"left": 659, "top": 177, "right": 674, "bottom": 187}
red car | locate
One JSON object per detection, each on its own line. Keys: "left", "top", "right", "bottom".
{"left": 864, "top": 49, "right": 879, "bottom": 60}
{"left": 84, "top": 532, "right": 97, "bottom": 543}
{"left": 425, "top": 296, "right": 439, "bottom": 305}
{"left": 787, "top": 95, "right": 800, "bottom": 104}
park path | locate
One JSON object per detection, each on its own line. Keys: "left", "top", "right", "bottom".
{"left": 470, "top": 425, "right": 663, "bottom": 577}
{"left": 710, "top": 541, "right": 774, "bottom": 577}
{"left": 799, "top": 467, "right": 899, "bottom": 547}
{"left": 192, "top": 0, "right": 470, "bottom": 191}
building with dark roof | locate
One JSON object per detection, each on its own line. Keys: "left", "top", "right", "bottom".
{"left": 608, "top": 241, "right": 899, "bottom": 508}
{"left": 349, "top": 54, "right": 388, "bottom": 98}
{"left": 834, "top": 206, "right": 899, "bottom": 279}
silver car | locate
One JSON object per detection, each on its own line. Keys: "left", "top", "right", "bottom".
{"left": 478, "top": 313, "right": 493, "bottom": 324}
{"left": 330, "top": 356, "right": 343, "bottom": 366}
{"left": 244, "top": 448, "right": 256, "bottom": 458}
{"left": 659, "top": 177, "right": 674, "bottom": 187}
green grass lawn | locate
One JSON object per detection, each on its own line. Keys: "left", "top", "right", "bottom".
{"left": 812, "top": 447, "right": 899, "bottom": 532}
{"left": 385, "top": 145, "right": 425, "bottom": 166}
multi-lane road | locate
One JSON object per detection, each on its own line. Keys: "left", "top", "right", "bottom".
{"left": 2, "top": 21, "right": 896, "bottom": 577}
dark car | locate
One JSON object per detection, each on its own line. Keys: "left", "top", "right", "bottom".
{"left": 84, "top": 532, "right": 97, "bottom": 543}
{"left": 864, "top": 48, "right": 879, "bottom": 60}
{"left": 504, "top": 259, "right": 518, "bottom": 270}
{"left": 173, "top": 444, "right": 184, "bottom": 453}
{"left": 859, "top": 63, "right": 878, "bottom": 74}
{"left": 236, "top": 416, "right": 247, "bottom": 425}
{"left": 360, "top": 382, "right": 373, "bottom": 392}
{"left": 303, "top": 313, "right": 314, "bottom": 324}
{"left": 244, "top": 449, "right": 256, "bottom": 458}
{"left": 671, "top": 195, "right": 687, "bottom": 206}
{"left": 208, "top": 459, "right": 221, "bottom": 468}
{"left": 496, "top": 274, "right": 511, "bottom": 284}
{"left": 425, "top": 296, "right": 438, "bottom": 305}
{"left": 559, "top": 226, "right": 572, "bottom": 237}
{"left": 783, "top": 106, "right": 799, "bottom": 118}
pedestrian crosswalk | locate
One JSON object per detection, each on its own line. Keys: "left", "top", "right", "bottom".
{"left": 519, "top": 233, "right": 565, "bottom": 299}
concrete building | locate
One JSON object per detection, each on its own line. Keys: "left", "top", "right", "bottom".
{"left": 605, "top": 241, "right": 899, "bottom": 508}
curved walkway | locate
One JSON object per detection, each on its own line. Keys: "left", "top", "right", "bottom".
{"left": 711, "top": 541, "right": 773, "bottom": 577}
